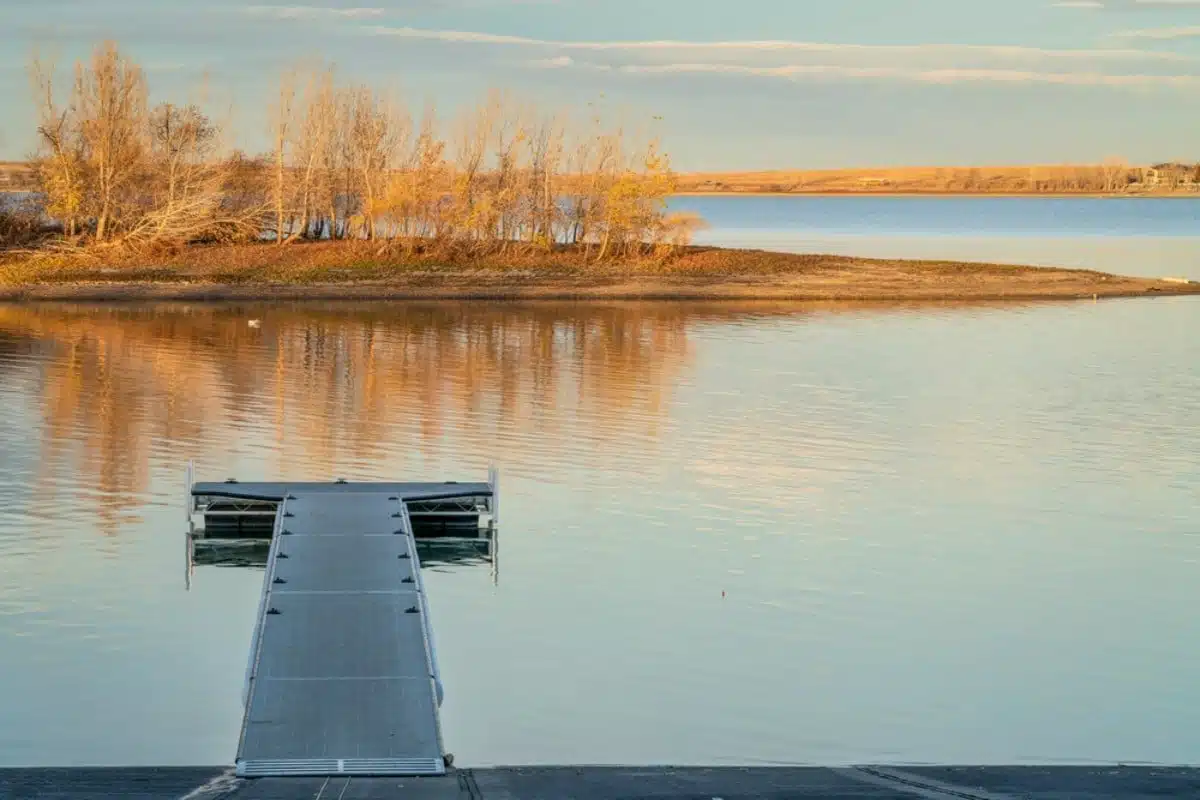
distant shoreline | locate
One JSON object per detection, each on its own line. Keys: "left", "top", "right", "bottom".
{"left": 673, "top": 163, "right": 1200, "bottom": 198}
{"left": 8, "top": 190, "right": 1200, "bottom": 199}
{"left": 7, "top": 187, "right": 1200, "bottom": 200}
{"left": 8, "top": 161, "right": 1200, "bottom": 199}
{"left": 2, "top": 242, "right": 1196, "bottom": 303}
{"left": 670, "top": 190, "right": 1200, "bottom": 199}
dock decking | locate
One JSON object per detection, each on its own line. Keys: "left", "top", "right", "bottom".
{"left": 205, "top": 476, "right": 496, "bottom": 779}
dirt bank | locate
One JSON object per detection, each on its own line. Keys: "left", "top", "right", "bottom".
{"left": 1, "top": 242, "right": 1196, "bottom": 302}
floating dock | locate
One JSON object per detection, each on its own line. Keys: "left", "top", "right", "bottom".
{"left": 187, "top": 471, "right": 499, "bottom": 582}
{"left": 186, "top": 469, "right": 497, "bottom": 779}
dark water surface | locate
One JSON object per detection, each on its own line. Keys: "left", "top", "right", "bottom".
{"left": 0, "top": 297, "right": 1197, "bottom": 768}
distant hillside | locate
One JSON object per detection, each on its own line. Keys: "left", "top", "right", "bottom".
{"left": 6, "top": 159, "right": 1200, "bottom": 196}
{"left": 0, "top": 162, "right": 35, "bottom": 192}
{"left": 675, "top": 164, "right": 1200, "bottom": 196}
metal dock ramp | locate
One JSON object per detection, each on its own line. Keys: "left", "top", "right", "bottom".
{"left": 234, "top": 486, "right": 460, "bottom": 778}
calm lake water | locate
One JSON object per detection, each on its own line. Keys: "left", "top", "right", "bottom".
{"left": 668, "top": 195, "right": 1200, "bottom": 280}
{"left": 2, "top": 197, "right": 1199, "bottom": 769}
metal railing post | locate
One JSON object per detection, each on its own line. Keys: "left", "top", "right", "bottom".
{"left": 488, "top": 464, "right": 499, "bottom": 528}
{"left": 185, "top": 460, "right": 195, "bottom": 524}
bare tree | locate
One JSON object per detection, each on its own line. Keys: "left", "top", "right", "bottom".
{"left": 286, "top": 67, "right": 336, "bottom": 241}
{"left": 450, "top": 97, "right": 495, "bottom": 246}
{"left": 523, "top": 109, "right": 565, "bottom": 249}
{"left": 347, "top": 85, "right": 409, "bottom": 241}
{"left": 75, "top": 41, "right": 148, "bottom": 242}
{"left": 149, "top": 103, "right": 216, "bottom": 205}
{"left": 269, "top": 68, "right": 297, "bottom": 243}
{"left": 1099, "top": 156, "right": 1121, "bottom": 193}
{"left": 21, "top": 42, "right": 693, "bottom": 262}
{"left": 29, "top": 52, "right": 85, "bottom": 237}
{"left": 29, "top": 42, "right": 148, "bottom": 243}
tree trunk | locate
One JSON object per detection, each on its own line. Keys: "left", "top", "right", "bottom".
{"left": 274, "top": 145, "right": 285, "bottom": 245}
{"left": 96, "top": 201, "right": 110, "bottom": 242}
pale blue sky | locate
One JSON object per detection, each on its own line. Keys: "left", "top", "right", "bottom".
{"left": 4, "top": 0, "right": 1200, "bottom": 169}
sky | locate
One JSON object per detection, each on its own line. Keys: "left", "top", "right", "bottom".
{"left": 4, "top": 0, "right": 1200, "bottom": 170}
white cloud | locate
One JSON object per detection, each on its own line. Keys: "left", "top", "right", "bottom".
{"left": 366, "top": 26, "right": 543, "bottom": 44}
{"left": 245, "top": 5, "right": 386, "bottom": 19}
{"left": 1120, "top": 24, "right": 1200, "bottom": 37}
{"left": 617, "top": 61, "right": 1200, "bottom": 86}
{"left": 1054, "top": 0, "right": 1200, "bottom": 7}
{"left": 528, "top": 55, "right": 574, "bottom": 68}
{"left": 363, "top": 26, "right": 1192, "bottom": 62}
{"left": 359, "top": 25, "right": 1200, "bottom": 90}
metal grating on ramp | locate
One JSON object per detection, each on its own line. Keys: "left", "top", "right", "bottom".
{"left": 235, "top": 491, "right": 446, "bottom": 777}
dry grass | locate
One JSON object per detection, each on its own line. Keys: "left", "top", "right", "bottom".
{"left": 675, "top": 164, "right": 1199, "bottom": 196}
{"left": 0, "top": 162, "right": 35, "bottom": 192}
{"left": 2, "top": 239, "right": 1196, "bottom": 302}
{"left": 0, "top": 205, "right": 46, "bottom": 249}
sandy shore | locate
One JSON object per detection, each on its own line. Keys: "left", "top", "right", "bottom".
{"left": 2, "top": 276, "right": 1197, "bottom": 303}
{"left": 1, "top": 244, "right": 1197, "bottom": 302}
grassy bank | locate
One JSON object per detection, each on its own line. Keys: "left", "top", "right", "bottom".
{"left": 2, "top": 241, "right": 1196, "bottom": 302}
{"left": 675, "top": 164, "right": 1200, "bottom": 196}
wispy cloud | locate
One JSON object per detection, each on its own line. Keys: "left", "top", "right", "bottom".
{"left": 244, "top": 5, "right": 386, "bottom": 20}
{"left": 528, "top": 55, "right": 575, "bottom": 68}
{"left": 1055, "top": 0, "right": 1200, "bottom": 7}
{"left": 363, "top": 26, "right": 1192, "bottom": 61}
{"left": 617, "top": 62, "right": 1200, "bottom": 86}
{"left": 1119, "top": 24, "right": 1200, "bottom": 36}
{"left": 357, "top": 25, "right": 1200, "bottom": 89}
{"left": 366, "top": 26, "right": 542, "bottom": 44}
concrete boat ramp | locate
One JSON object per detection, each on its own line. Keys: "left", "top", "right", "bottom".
{"left": 5, "top": 765, "right": 1200, "bottom": 799}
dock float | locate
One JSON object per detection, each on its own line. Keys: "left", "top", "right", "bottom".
{"left": 187, "top": 470, "right": 497, "bottom": 779}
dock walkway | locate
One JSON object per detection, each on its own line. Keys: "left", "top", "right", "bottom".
{"left": 234, "top": 486, "right": 452, "bottom": 778}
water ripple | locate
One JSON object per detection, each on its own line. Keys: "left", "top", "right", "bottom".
{"left": 0, "top": 298, "right": 1197, "bottom": 767}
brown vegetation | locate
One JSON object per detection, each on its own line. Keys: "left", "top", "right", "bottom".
{"left": 4, "top": 41, "right": 1196, "bottom": 302}
{"left": 7, "top": 40, "right": 698, "bottom": 261}
{"left": 0, "top": 195, "right": 43, "bottom": 248}
{"left": 0, "top": 162, "right": 35, "bottom": 191}
{"left": 676, "top": 162, "right": 1200, "bottom": 196}
{"left": 2, "top": 240, "right": 1196, "bottom": 302}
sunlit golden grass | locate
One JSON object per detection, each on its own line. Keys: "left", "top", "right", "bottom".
{"left": 3, "top": 238, "right": 1197, "bottom": 302}
{"left": 675, "top": 164, "right": 1200, "bottom": 195}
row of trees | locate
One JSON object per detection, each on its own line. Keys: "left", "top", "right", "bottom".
{"left": 678, "top": 162, "right": 1200, "bottom": 195}
{"left": 14, "top": 41, "right": 703, "bottom": 258}
{"left": 916, "top": 162, "right": 1189, "bottom": 194}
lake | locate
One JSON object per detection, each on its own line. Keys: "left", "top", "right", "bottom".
{"left": 668, "top": 195, "right": 1200, "bottom": 280}
{"left": 1, "top": 197, "right": 1198, "bottom": 769}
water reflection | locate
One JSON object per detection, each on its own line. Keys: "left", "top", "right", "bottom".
{"left": 189, "top": 540, "right": 494, "bottom": 571}
{"left": 0, "top": 300, "right": 1017, "bottom": 538}
{"left": 0, "top": 302, "right": 714, "bottom": 535}
{"left": 2, "top": 297, "right": 1198, "bottom": 768}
